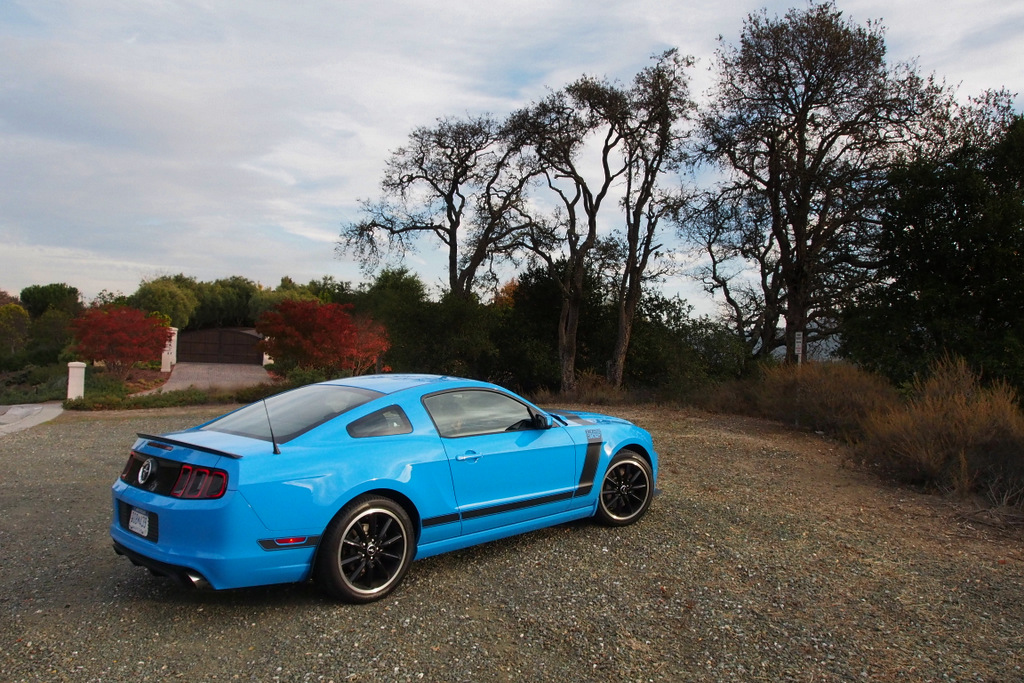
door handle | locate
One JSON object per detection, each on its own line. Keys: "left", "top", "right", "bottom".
{"left": 456, "top": 451, "right": 481, "bottom": 462}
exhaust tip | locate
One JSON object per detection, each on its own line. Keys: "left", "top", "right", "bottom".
{"left": 185, "top": 571, "right": 211, "bottom": 589}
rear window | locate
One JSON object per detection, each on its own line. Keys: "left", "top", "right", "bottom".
{"left": 202, "top": 384, "right": 382, "bottom": 443}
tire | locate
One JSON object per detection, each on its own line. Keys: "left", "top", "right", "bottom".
{"left": 315, "top": 495, "right": 414, "bottom": 603}
{"left": 596, "top": 450, "right": 653, "bottom": 526}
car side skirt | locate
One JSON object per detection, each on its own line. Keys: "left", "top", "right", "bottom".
{"left": 413, "top": 506, "right": 596, "bottom": 561}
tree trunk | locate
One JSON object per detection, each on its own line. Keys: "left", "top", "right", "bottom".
{"left": 607, "top": 281, "right": 641, "bottom": 387}
{"left": 557, "top": 298, "right": 579, "bottom": 394}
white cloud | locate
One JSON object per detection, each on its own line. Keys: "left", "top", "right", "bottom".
{"left": 1, "top": 0, "right": 1020, "bottom": 307}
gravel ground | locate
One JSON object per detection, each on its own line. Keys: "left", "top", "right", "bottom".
{"left": 1, "top": 405, "right": 1022, "bottom": 682}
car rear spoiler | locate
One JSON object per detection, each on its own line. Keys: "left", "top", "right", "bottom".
{"left": 136, "top": 433, "right": 244, "bottom": 460}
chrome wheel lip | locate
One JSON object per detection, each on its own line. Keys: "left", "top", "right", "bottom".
{"left": 599, "top": 458, "right": 652, "bottom": 522}
{"left": 337, "top": 506, "right": 409, "bottom": 597}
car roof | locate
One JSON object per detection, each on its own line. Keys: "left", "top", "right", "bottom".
{"left": 321, "top": 373, "right": 485, "bottom": 395}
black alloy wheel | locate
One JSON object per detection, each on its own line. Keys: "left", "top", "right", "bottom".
{"left": 316, "top": 495, "right": 414, "bottom": 603}
{"left": 596, "top": 450, "right": 653, "bottom": 526}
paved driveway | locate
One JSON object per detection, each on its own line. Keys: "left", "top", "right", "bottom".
{"left": 159, "top": 362, "right": 272, "bottom": 392}
{"left": 0, "top": 402, "right": 64, "bottom": 436}
{"left": 1, "top": 363, "right": 272, "bottom": 435}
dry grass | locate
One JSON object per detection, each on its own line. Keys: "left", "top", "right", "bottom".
{"left": 530, "top": 370, "right": 631, "bottom": 406}
{"left": 695, "top": 357, "right": 1024, "bottom": 510}
{"left": 857, "top": 357, "right": 1024, "bottom": 506}
{"left": 755, "top": 361, "right": 899, "bottom": 439}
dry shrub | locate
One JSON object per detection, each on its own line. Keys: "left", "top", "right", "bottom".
{"left": 568, "top": 370, "right": 630, "bottom": 405}
{"left": 858, "top": 357, "right": 1024, "bottom": 506}
{"left": 691, "top": 377, "right": 762, "bottom": 415}
{"left": 529, "top": 371, "right": 630, "bottom": 406}
{"left": 755, "top": 361, "right": 899, "bottom": 440}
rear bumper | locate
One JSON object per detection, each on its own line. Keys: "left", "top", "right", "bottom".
{"left": 110, "top": 481, "right": 317, "bottom": 590}
{"left": 112, "top": 541, "right": 210, "bottom": 588}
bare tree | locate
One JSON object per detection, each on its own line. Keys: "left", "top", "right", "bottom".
{"left": 606, "top": 50, "right": 695, "bottom": 386}
{"left": 506, "top": 78, "right": 631, "bottom": 392}
{"left": 508, "top": 52, "right": 695, "bottom": 391}
{"left": 340, "top": 115, "right": 535, "bottom": 299}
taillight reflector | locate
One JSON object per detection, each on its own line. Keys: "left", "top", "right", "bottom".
{"left": 275, "top": 537, "right": 308, "bottom": 546}
{"left": 170, "top": 464, "right": 227, "bottom": 499}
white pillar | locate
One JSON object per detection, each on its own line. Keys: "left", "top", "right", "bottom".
{"left": 161, "top": 327, "right": 178, "bottom": 372}
{"left": 67, "top": 362, "right": 87, "bottom": 400}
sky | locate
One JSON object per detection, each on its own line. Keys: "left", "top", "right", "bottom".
{"left": 1, "top": 0, "right": 1021, "bottom": 313}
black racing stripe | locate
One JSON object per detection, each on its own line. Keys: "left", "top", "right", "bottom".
{"left": 422, "top": 513, "right": 461, "bottom": 528}
{"left": 461, "top": 491, "right": 574, "bottom": 520}
{"left": 548, "top": 411, "right": 592, "bottom": 425}
{"left": 575, "top": 438, "right": 602, "bottom": 497}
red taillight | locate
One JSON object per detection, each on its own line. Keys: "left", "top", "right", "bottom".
{"left": 170, "top": 464, "right": 228, "bottom": 499}
{"left": 121, "top": 454, "right": 135, "bottom": 480}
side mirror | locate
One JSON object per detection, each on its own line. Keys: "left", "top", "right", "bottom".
{"left": 532, "top": 413, "right": 554, "bottom": 430}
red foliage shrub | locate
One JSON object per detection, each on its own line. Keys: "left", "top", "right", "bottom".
{"left": 71, "top": 306, "right": 173, "bottom": 380}
{"left": 256, "top": 300, "right": 389, "bottom": 375}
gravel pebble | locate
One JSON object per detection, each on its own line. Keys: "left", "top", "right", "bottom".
{"left": 1, "top": 405, "right": 1022, "bottom": 681}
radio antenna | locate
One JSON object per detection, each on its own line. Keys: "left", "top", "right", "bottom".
{"left": 263, "top": 398, "right": 281, "bottom": 454}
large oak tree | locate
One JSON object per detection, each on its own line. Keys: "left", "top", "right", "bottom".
{"left": 841, "top": 113, "right": 1024, "bottom": 388}
{"left": 689, "top": 2, "right": 946, "bottom": 361}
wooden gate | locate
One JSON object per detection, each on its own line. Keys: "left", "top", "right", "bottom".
{"left": 177, "top": 328, "right": 264, "bottom": 365}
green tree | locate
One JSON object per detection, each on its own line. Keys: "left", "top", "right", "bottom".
{"left": 130, "top": 278, "right": 199, "bottom": 329}
{"left": 841, "top": 115, "right": 1024, "bottom": 388}
{"left": 0, "top": 303, "right": 30, "bottom": 356}
{"left": 192, "top": 276, "right": 259, "bottom": 328}
{"left": 625, "top": 293, "right": 747, "bottom": 399}
{"left": 247, "top": 278, "right": 318, "bottom": 323}
{"left": 28, "top": 309, "right": 75, "bottom": 364}
{"left": 352, "top": 269, "right": 432, "bottom": 372}
{"left": 306, "top": 276, "right": 354, "bottom": 305}
{"left": 492, "top": 262, "right": 613, "bottom": 392}
{"left": 689, "top": 2, "right": 947, "bottom": 362}
{"left": 19, "top": 283, "right": 83, "bottom": 319}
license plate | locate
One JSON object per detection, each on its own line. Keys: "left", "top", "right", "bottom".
{"left": 128, "top": 507, "right": 150, "bottom": 537}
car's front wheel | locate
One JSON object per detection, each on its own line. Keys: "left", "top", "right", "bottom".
{"left": 315, "top": 495, "right": 414, "bottom": 603}
{"left": 596, "top": 450, "right": 653, "bottom": 526}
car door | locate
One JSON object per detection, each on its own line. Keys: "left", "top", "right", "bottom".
{"left": 423, "top": 389, "right": 577, "bottom": 536}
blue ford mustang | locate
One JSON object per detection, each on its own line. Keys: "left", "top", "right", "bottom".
{"left": 111, "top": 374, "right": 657, "bottom": 603}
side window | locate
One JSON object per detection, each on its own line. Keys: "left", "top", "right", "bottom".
{"left": 423, "top": 390, "right": 534, "bottom": 438}
{"left": 346, "top": 405, "right": 413, "bottom": 438}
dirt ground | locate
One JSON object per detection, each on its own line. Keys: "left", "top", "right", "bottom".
{"left": 2, "top": 403, "right": 1022, "bottom": 681}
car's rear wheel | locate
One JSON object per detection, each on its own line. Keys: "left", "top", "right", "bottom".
{"left": 596, "top": 450, "right": 653, "bottom": 526}
{"left": 315, "top": 495, "right": 414, "bottom": 603}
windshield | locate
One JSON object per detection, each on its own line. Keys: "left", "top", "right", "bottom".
{"left": 201, "top": 384, "right": 383, "bottom": 443}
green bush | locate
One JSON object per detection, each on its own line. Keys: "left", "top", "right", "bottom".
{"left": 233, "top": 382, "right": 288, "bottom": 403}
{"left": 65, "top": 388, "right": 225, "bottom": 410}
{"left": 0, "top": 364, "right": 68, "bottom": 404}
{"left": 283, "top": 366, "right": 347, "bottom": 386}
